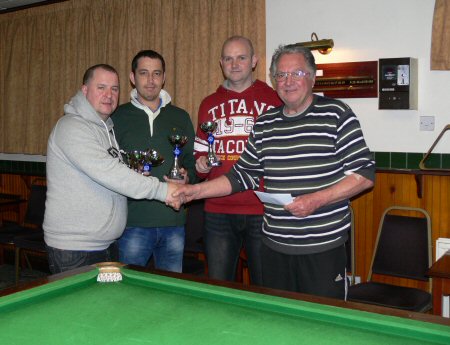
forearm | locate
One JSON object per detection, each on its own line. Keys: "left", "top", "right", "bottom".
{"left": 191, "top": 175, "right": 233, "bottom": 200}
{"left": 313, "top": 173, "right": 373, "bottom": 209}
{"left": 285, "top": 173, "right": 373, "bottom": 217}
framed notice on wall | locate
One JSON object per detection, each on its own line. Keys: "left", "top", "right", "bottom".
{"left": 313, "top": 61, "right": 378, "bottom": 98}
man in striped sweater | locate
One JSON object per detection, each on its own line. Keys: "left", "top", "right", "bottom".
{"left": 175, "top": 44, "right": 375, "bottom": 299}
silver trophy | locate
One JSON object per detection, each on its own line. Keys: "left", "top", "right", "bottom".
{"left": 168, "top": 134, "right": 188, "bottom": 180}
{"left": 124, "top": 149, "right": 164, "bottom": 175}
{"left": 200, "top": 121, "right": 222, "bottom": 167}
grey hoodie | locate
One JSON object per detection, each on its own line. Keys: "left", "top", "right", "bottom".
{"left": 43, "top": 91, "right": 168, "bottom": 251}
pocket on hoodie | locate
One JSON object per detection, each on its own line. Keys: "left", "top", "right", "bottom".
{"left": 93, "top": 194, "right": 127, "bottom": 241}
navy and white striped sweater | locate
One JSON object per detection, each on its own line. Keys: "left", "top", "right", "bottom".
{"left": 226, "top": 95, "right": 375, "bottom": 255}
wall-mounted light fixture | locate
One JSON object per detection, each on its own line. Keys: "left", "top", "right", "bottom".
{"left": 294, "top": 32, "right": 334, "bottom": 54}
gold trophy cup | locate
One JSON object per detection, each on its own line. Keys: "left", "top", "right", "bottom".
{"left": 125, "top": 149, "right": 164, "bottom": 175}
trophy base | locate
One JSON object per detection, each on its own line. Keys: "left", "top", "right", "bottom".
{"left": 168, "top": 175, "right": 184, "bottom": 180}
{"left": 168, "top": 168, "right": 184, "bottom": 180}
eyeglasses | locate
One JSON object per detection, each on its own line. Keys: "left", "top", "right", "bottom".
{"left": 273, "top": 70, "right": 310, "bottom": 82}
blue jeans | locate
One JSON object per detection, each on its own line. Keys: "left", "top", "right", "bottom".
{"left": 204, "top": 212, "right": 263, "bottom": 285}
{"left": 46, "top": 241, "right": 119, "bottom": 274}
{"left": 118, "top": 226, "right": 184, "bottom": 273}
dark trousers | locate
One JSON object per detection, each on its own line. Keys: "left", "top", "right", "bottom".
{"left": 46, "top": 241, "right": 119, "bottom": 274}
{"left": 261, "top": 243, "right": 348, "bottom": 299}
{"left": 204, "top": 212, "right": 263, "bottom": 285}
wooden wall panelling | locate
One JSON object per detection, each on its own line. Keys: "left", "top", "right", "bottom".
{"left": 426, "top": 175, "right": 439, "bottom": 258}
{"left": 437, "top": 176, "right": 450, "bottom": 239}
{"left": 350, "top": 189, "right": 374, "bottom": 281}
{"left": 0, "top": 174, "right": 42, "bottom": 224}
{"left": 423, "top": 175, "right": 450, "bottom": 258}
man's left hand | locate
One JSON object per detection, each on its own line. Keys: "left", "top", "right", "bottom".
{"left": 284, "top": 193, "right": 322, "bottom": 218}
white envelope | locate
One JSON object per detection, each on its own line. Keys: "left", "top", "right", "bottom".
{"left": 254, "top": 191, "right": 294, "bottom": 206}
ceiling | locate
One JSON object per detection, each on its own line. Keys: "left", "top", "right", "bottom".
{"left": 0, "top": 0, "right": 66, "bottom": 13}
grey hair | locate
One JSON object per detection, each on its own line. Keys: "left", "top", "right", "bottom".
{"left": 269, "top": 44, "right": 316, "bottom": 77}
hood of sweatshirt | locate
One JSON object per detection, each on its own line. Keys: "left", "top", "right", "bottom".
{"left": 64, "top": 90, "right": 115, "bottom": 131}
{"left": 63, "top": 90, "right": 121, "bottom": 158}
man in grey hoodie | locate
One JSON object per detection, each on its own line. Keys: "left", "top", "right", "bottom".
{"left": 43, "top": 64, "right": 182, "bottom": 274}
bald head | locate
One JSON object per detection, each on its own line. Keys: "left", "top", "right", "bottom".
{"left": 221, "top": 36, "right": 255, "bottom": 58}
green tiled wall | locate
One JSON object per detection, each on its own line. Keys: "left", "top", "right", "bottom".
{"left": 374, "top": 152, "right": 450, "bottom": 170}
{"left": 0, "top": 152, "right": 449, "bottom": 175}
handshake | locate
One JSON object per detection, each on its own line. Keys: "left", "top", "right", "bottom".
{"left": 164, "top": 182, "right": 197, "bottom": 210}
{"left": 163, "top": 173, "right": 229, "bottom": 210}
{"left": 161, "top": 167, "right": 199, "bottom": 210}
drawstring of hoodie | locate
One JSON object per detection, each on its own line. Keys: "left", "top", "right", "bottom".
{"left": 111, "top": 128, "right": 125, "bottom": 162}
{"left": 101, "top": 120, "right": 124, "bottom": 162}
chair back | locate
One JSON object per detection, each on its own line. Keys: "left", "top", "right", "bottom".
{"left": 23, "top": 184, "right": 47, "bottom": 227}
{"left": 368, "top": 206, "right": 431, "bottom": 284}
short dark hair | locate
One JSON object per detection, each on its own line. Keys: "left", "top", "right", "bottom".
{"left": 131, "top": 50, "right": 166, "bottom": 74}
{"left": 82, "top": 64, "right": 118, "bottom": 85}
{"left": 269, "top": 44, "right": 316, "bottom": 77}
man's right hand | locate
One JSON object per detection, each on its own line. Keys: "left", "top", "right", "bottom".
{"left": 172, "top": 183, "right": 200, "bottom": 204}
{"left": 165, "top": 182, "right": 183, "bottom": 210}
{"left": 195, "top": 156, "right": 212, "bottom": 174}
{"left": 172, "top": 175, "right": 232, "bottom": 204}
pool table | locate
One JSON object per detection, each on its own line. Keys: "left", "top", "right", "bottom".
{"left": 0, "top": 263, "right": 449, "bottom": 345}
